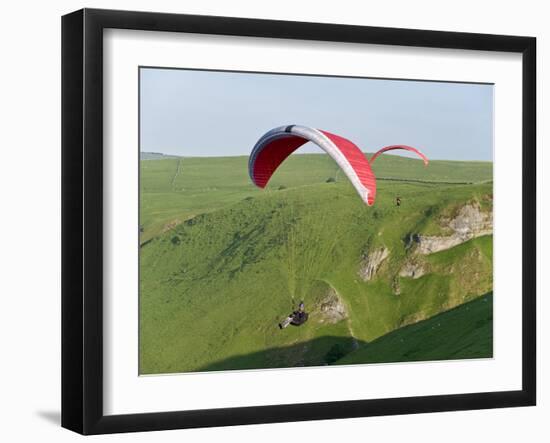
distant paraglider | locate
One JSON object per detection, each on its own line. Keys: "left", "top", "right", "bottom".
{"left": 370, "top": 144, "right": 429, "bottom": 167}
{"left": 249, "top": 125, "right": 429, "bottom": 206}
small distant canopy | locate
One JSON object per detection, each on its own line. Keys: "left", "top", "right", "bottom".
{"left": 370, "top": 145, "right": 429, "bottom": 166}
{"left": 249, "top": 125, "right": 377, "bottom": 206}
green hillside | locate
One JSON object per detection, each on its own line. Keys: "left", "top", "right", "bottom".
{"left": 335, "top": 292, "right": 493, "bottom": 365}
{"left": 139, "top": 153, "right": 493, "bottom": 374}
{"left": 140, "top": 153, "right": 492, "bottom": 243}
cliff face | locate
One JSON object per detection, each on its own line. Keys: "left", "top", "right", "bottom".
{"left": 414, "top": 203, "right": 492, "bottom": 255}
{"left": 399, "top": 259, "right": 426, "bottom": 279}
{"left": 357, "top": 203, "right": 492, "bottom": 289}
{"left": 357, "top": 247, "right": 389, "bottom": 281}
{"left": 315, "top": 286, "right": 348, "bottom": 324}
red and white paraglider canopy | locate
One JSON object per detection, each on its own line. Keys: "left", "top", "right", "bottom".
{"left": 249, "top": 125, "right": 377, "bottom": 206}
{"left": 249, "top": 125, "right": 429, "bottom": 206}
{"left": 370, "top": 145, "right": 429, "bottom": 166}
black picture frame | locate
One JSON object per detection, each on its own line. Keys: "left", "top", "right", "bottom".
{"left": 62, "top": 8, "right": 536, "bottom": 435}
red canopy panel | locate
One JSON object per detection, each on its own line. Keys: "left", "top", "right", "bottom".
{"left": 320, "top": 130, "right": 377, "bottom": 205}
{"left": 252, "top": 136, "right": 308, "bottom": 188}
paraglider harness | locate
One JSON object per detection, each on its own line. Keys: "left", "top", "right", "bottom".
{"left": 279, "top": 301, "right": 308, "bottom": 329}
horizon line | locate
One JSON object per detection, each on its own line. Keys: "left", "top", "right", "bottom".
{"left": 140, "top": 151, "right": 493, "bottom": 163}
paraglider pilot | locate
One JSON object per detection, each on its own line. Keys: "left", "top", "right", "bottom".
{"left": 279, "top": 301, "right": 308, "bottom": 329}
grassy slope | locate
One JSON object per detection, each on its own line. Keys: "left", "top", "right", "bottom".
{"left": 335, "top": 293, "right": 493, "bottom": 365}
{"left": 140, "top": 153, "right": 492, "bottom": 242}
{"left": 140, "top": 154, "right": 493, "bottom": 374}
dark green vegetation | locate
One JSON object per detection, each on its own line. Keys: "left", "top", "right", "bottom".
{"left": 336, "top": 293, "right": 493, "bottom": 365}
{"left": 140, "top": 152, "right": 493, "bottom": 374}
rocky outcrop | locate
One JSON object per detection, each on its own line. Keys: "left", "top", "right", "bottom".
{"left": 399, "top": 260, "right": 426, "bottom": 279}
{"left": 448, "top": 203, "right": 492, "bottom": 235}
{"left": 317, "top": 287, "right": 348, "bottom": 324}
{"left": 391, "top": 277, "right": 401, "bottom": 296}
{"left": 358, "top": 247, "right": 389, "bottom": 281}
{"left": 415, "top": 203, "right": 492, "bottom": 255}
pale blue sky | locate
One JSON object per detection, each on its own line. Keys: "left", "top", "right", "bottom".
{"left": 140, "top": 68, "right": 493, "bottom": 161}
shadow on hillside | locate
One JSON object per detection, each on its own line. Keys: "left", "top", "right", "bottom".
{"left": 197, "top": 335, "right": 367, "bottom": 373}
{"left": 335, "top": 292, "right": 493, "bottom": 366}
{"left": 195, "top": 294, "right": 492, "bottom": 373}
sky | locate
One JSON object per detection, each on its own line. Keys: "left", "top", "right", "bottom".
{"left": 140, "top": 68, "right": 493, "bottom": 161}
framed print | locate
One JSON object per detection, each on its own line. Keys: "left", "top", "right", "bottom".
{"left": 61, "top": 8, "right": 536, "bottom": 435}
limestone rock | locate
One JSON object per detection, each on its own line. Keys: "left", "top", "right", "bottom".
{"left": 317, "top": 287, "right": 348, "bottom": 324}
{"left": 358, "top": 247, "right": 389, "bottom": 281}
{"left": 399, "top": 260, "right": 426, "bottom": 279}
{"left": 415, "top": 203, "right": 492, "bottom": 255}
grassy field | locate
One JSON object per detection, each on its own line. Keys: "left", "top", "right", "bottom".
{"left": 139, "top": 152, "right": 493, "bottom": 374}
